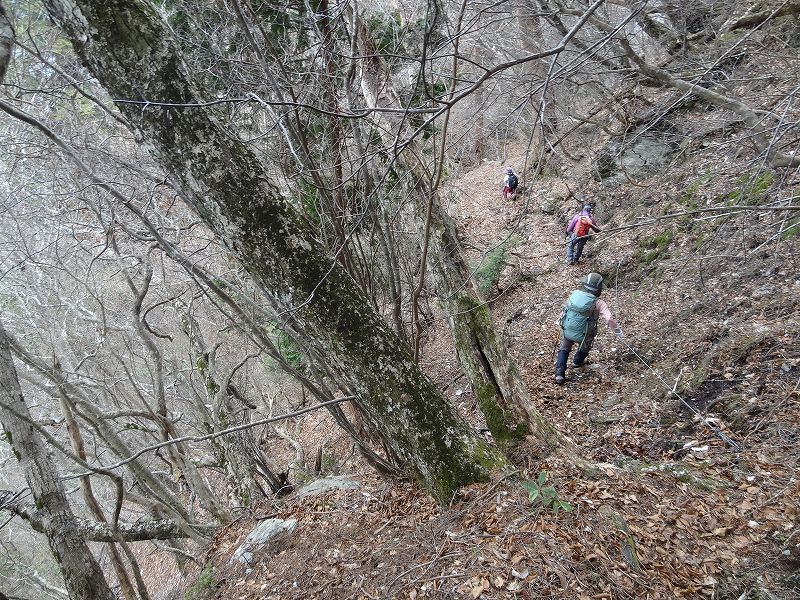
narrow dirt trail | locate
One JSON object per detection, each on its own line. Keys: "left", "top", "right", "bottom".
{"left": 443, "top": 153, "right": 648, "bottom": 463}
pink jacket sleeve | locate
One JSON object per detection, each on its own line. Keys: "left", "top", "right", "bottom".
{"left": 594, "top": 299, "right": 619, "bottom": 332}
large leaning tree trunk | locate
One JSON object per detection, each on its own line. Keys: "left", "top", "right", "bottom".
{"left": 40, "top": 0, "right": 507, "bottom": 502}
{"left": 352, "top": 11, "right": 570, "bottom": 450}
{"left": 0, "top": 322, "right": 115, "bottom": 600}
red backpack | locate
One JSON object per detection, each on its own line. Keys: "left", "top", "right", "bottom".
{"left": 575, "top": 215, "right": 593, "bottom": 237}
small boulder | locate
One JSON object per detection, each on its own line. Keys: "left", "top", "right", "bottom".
{"left": 296, "top": 475, "right": 360, "bottom": 499}
{"left": 231, "top": 518, "right": 297, "bottom": 566}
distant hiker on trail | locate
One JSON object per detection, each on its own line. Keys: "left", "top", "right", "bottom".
{"left": 554, "top": 273, "right": 623, "bottom": 385}
{"left": 566, "top": 204, "right": 600, "bottom": 264}
{"left": 502, "top": 166, "right": 519, "bottom": 200}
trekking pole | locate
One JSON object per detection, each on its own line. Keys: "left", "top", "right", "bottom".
{"left": 618, "top": 337, "right": 742, "bottom": 451}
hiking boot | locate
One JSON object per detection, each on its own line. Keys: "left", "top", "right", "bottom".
{"left": 573, "top": 349, "right": 589, "bottom": 367}
{"left": 555, "top": 374, "right": 565, "bottom": 385}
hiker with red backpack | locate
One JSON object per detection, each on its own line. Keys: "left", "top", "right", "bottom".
{"left": 566, "top": 205, "right": 600, "bottom": 264}
{"left": 502, "top": 166, "right": 519, "bottom": 200}
{"left": 554, "top": 273, "right": 623, "bottom": 385}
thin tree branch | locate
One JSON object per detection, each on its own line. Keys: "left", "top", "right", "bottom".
{"left": 67, "top": 396, "right": 355, "bottom": 478}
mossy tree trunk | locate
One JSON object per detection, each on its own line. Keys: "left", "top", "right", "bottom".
{"left": 426, "top": 206, "right": 568, "bottom": 448}
{"left": 43, "top": 0, "right": 506, "bottom": 502}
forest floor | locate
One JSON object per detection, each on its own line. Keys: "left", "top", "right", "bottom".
{"left": 173, "top": 145, "right": 800, "bottom": 600}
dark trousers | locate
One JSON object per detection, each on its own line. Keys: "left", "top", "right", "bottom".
{"left": 555, "top": 335, "right": 592, "bottom": 376}
{"left": 566, "top": 235, "right": 588, "bottom": 264}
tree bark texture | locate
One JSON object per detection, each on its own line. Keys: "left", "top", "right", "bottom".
{"left": 43, "top": 0, "right": 506, "bottom": 502}
{"left": 0, "top": 322, "right": 116, "bottom": 600}
{"left": 10, "top": 503, "right": 217, "bottom": 542}
{"left": 425, "top": 206, "right": 569, "bottom": 448}
{"left": 0, "top": 2, "right": 12, "bottom": 83}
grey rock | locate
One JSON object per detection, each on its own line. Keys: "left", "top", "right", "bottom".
{"left": 753, "top": 284, "right": 774, "bottom": 298}
{"left": 595, "top": 134, "right": 678, "bottom": 187}
{"left": 231, "top": 518, "right": 297, "bottom": 566}
{"left": 296, "top": 475, "right": 360, "bottom": 499}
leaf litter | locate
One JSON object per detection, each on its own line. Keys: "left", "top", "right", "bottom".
{"left": 188, "top": 61, "right": 800, "bottom": 598}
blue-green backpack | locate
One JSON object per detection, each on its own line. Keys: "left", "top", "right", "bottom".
{"left": 560, "top": 290, "right": 598, "bottom": 343}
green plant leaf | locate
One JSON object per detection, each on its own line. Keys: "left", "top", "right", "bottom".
{"left": 528, "top": 488, "right": 540, "bottom": 503}
{"left": 559, "top": 500, "right": 573, "bottom": 512}
{"left": 537, "top": 471, "right": 547, "bottom": 486}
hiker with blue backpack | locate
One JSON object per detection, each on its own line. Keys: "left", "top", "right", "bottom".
{"left": 554, "top": 273, "right": 624, "bottom": 385}
{"left": 502, "top": 166, "right": 519, "bottom": 200}
{"left": 566, "top": 205, "right": 601, "bottom": 264}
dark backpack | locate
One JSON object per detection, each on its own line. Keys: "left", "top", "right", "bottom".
{"left": 507, "top": 173, "right": 518, "bottom": 190}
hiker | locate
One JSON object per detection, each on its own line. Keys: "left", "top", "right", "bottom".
{"left": 502, "top": 166, "right": 519, "bottom": 200}
{"left": 566, "top": 204, "right": 600, "bottom": 264}
{"left": 554, "top": 272, "right": 623, "bottom": 385}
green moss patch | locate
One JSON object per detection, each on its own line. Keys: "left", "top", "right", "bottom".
{"left": 633, "top": 229, "right": 673, "bottom": 267}
{"left": 726, "top": 171, "right": 775, "bottom": 206}
{"left": 473, "top": 235, "right": 519, "bottom": 296}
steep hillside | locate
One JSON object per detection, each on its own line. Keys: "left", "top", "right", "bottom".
{"left": 177, "top": 20, "right": 800, "bottom": 600}
{"left": 177, "top": 143, "right": 798, "bottom": 599}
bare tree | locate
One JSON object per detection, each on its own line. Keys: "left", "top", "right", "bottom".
{"left": 0, "top": 322, "right": 115, "bottom": 600}
{"left": 0, "top": 11, "right": 112, "bottom": 598}
{"left": 34, "top": 0, "right": 506, "bottom": 503}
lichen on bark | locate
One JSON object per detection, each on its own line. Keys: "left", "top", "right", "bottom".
{"left": 448, "top": 291, "right": 529, "bottom": 447}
